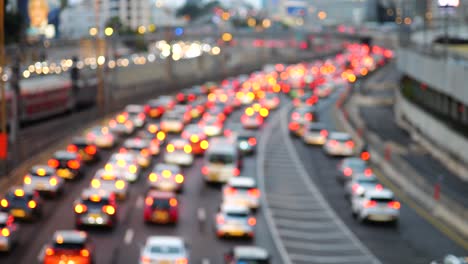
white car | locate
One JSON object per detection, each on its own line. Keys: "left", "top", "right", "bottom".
{"left": 160, "top": 112, "right": 184, "bottom": 133}
{"left": 106, "top": 153, "right": 140, "bottom": 183}
{"left": 125, "top": 104, "right": 147, "bottom": 128}
{"left": 109, "top": 119, "right": 135, "bottom": 136}
{"left": 0, "top": 212, "right": 19, "bottom": 252}
{"left": 351, "top": 188, "right": 400, "bottom": 223}
{"left": 302, "top": 122, "right": 328, "bottom": 145}
{"left": 215, "top": 204, "right": 256, "bottom": 239}
{"left": 222, "top": 177, "right": 260, "bottom": 209}
{"left": 323, "top": 132, "right": 355, "bottom": 156}
{"left": 344, "top": 173, "right": 380, "bottom": 199}
{"left": 86, "top": 126, "right": 115, "bottom": 149}
{"left": 200, "top": 117, "right": 223, "bottom": 137}
{"left": 148, "top": 163, "right": 184, "bottom": 192}
{"left": 91, "top": 169, "right": 129, "bottom": 200}
{"left": 23, "top": 166, "right": 64, "bottom": 196}
{"left": 139, "top": 236, "right": 189, "bottom": 264}
{"left": 164, "top": 139, "right": 194, "bottom": 166}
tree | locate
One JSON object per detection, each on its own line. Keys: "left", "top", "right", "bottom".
{"left": 105, "top": 16, "right": 124, "bottom": 33}
{"left": 176, "top": 1, "right": 222, "bottom": 21}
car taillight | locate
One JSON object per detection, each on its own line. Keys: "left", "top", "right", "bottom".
{"left": 0, "top": 199, "right": 8, "bottom": 208}
{"left": 293, "top": 99, "right": 299, "bottom": 106}
{"left": 305, "top": 113, "right": 313, "bottom": 121}
{"left": 175, "top": 174, "right": 184, "bottom": 184}
{"left": 248, "top": 137, "right": 257, "bottom": 146}
{"left": 224, "top": 187, "right": 237, "bottom": 195}
{"left": 80, "top": 249, "right": 90, "bottom": 257}
{"left": 74, "top": 204, "right": 87, "bottom": 214}
{"left": 176, "top": 93, "right": 184, "bottom": 101}
{"left": 140, "top": 256, "right": 151, "bottom": 264}
{"left": 140, "top": 149, "right": 150, "bottom": 156}
{"left": 201, "top": 166, "right": 209, "bottom": 175}
{"left": 144, "top": 105, "right": 150, "bottom": 113}
{"left": 49, "top": 178, "right": 58, "bottom": 186}
{"left": 343, "top": 167, "right": 353, "bottom": 177}
{"left": 184, "top": 145, "right": 192, "bottom": 153}
{"left": 175, "top": 258, "right": 188, "bottom": 264}
{"left": 361, "top": 151, "right": 370, "bottom": 161}
{"left": 248, "top": 188, "right": 260, "bottom": 198}
{"left": 169, "top": 198, "right": 178, "bottom": 207}
{"left": 45, "top": 248, "right": 55, "bottom": 256}
{"left": 375, "top": 184, "right": 383, "bottom": 191}
{"left": 352, "top": 183, "right": 360, "bottom": 192}
{"left": 289, "top": 122, "right": 299, "bottom": 130}
{"left": 67, "top": 145, "right": 78, "bottom": 152}
{"left": 346, "top": 140, "right": 355, "bottom": 148}
{"left": 320, "top": 129, "right": 328, "bottom": 137}
{"left": 364, "top": 200, "right": 377, "bottom": 208}
{"left": 138, "top": 113, "right": 146, "bottom": 120}
{"left": 292, "top": 112, "right": 300, "bottom": 120}
{"left": 248, "top": 217, "right": 257, "bottom": 226}
{"left": 28, "top": 200, "right": 37, "bottom": 209}
{"left": 67, "top": 160, "right": 81, "bottom": 170}
{"left": 329, "top": 140, "right": 338, "bottom": 146}
{"left": 216, "top": 215, "right": 225, "bottom": 225}
{"left": 200, "top": 140, "right": 209, "bottom": 150}
{"left": 24, "top": 176, "right": 32, "bottom": 185}
{"left": 48, "top": 159, "right": 59, "bottom": 168}
{"left": 145, "top": 197, "right": 153, "bottom": 206}
{"left": 181, "top": 132, "right": 189, "bottom": 139}
{"left": 103, "top": 205, "right": 116, "bottom": 215}
{"left": 364, "top": 168, "right": 373, "bottom": 176}
{"left": 85, "top": 145, "right": 97, "bottom": 155}
{"left": 388, "top": 201, "right": 401, "bottom": 210}
{"left": 233, "top": 168, "right": 240, "bottom": 176}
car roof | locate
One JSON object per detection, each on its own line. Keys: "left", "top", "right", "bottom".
{"left": 306, "top": 122, "right": 326, "bottom": 130}
{"left": 125, "top": 104, "right": 144, "bottom": 112}
{"left": 81, "top": 188, "right": 112, "bottom": 200}
{"left": 329, "top": 132, "right": 351, "bottom": 140}
{"left": 221, "top": 204, "right": 250, "bottom": 214}
{"left": 234, "top": 246, "right": 269, "bottom": 259}
{"left": 169, "top": 138, "right": 189, "bottom": 146}
{"left": 228, "top": 177, "right": 256, "bottom": 188}
{"left": 72, "top": 137, "right": 89, "bottom": 145}
{"left": 208, "top": 138, "right": 236, "bottom": 151}
{"left": 53, "top": 230, "right": 87, "bottom": 244}
{"left": 154, "top": 163, "right": 180, "bottom": 172}
{"left": 147, "top": 190, "right": 176, "bottom": 199}
{"left": 95, "top": 169, "right": 125, "bottom": 180}
{"left": 124, "top": 138, "right": 148, "bottom": 148}
{"left": 146, "top": 236, "right": 184, "bottom": 247}
{"left": 54, "top": 151, "right": 78, "bottom": 160}
{"left": 30, "top": 166, "right": 55, "bottom": 176}
{"left": 366, "top": 189, "right": 394, "bottom": 199}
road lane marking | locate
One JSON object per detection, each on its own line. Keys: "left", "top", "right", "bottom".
{"left": 136, "top": 195, "right": 144, "bottom": 209}
{"left": 201, "top": 258, "right": 210, "bottom": 264}
{"left": 197, "top": 207, "right": 206, "bottom": 222}
{"left": 37, "top": 246, "right": 46, "bottom": 262}
{"left": 124, "top": 229, "right": 134, "bottom": 245}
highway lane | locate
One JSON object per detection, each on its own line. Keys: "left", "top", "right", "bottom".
{"left": 0, "top": 102, "right": 280, "bottom": 264}
{"left": 286, "top": 86, "right": 467, "bottom": 263}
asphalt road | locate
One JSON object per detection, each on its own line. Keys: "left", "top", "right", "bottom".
{"left": 287, "top": 84, "right": 467, "bottom": 263}
{"left": 0, "top": 105, "right": 280, "bottom": 264}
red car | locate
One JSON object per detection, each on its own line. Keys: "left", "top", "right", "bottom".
{"left": 181, "top": 124, "right": 209, "bottom": 155}
{"left": 144, "top": 191, "right": 179, "bottom": 225}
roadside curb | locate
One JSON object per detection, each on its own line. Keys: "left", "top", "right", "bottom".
{"left": 332, "top": 65, "right": 468, "bottom": 245}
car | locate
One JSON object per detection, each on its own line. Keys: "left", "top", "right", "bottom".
{"left": 164, "top": 139, "right": 194, "bottom": 166}
{"left": 105, "top": 153, "right": 140, "bottom": 183}
{"left": 160, "top": 112, "right": 185, "bottom": 133}
{"left": 42, "top": 230, "right": 94, "bottom": 264}
{"left": 202, "top": 138, "right": 241, "bottom": 183}
{"left": 236, "top": 132, "right": 257, "bottom": 155}
{"left": 85, "top": 126, "right": 115, "bottom": 149}
{"left": 108, "top": 117, "right": 135, "bottom": 136}
{"left": 74, "top": 189, "right": 118, "bottom": 228}
{"left": 337, "top": 157, "right": 372, "bottom": 183}
{"left": 67, "top": 137, "right": 100, "bottom": 163}
{"left": 172, "top": 105, "right": 193, "bottom": 124}
{"left": 47, "top": 151, "right": 83, "bottom": 180}
{"left": 189, "top": 99, "right": 206, "bottom": 118}
{"left": 143, "top": 191, "right": 179, "bottom": 224}
{"left": 302, "top": 122, "right": 328, "bottom": 145}
{"left": 215, "top": 204, "right": 256, "bottom": 239}
{"left": 199, "top": 116, "right": 224, "bottom": 137}
{"left": 344, "top": 173, "right": 381, "bottom": 199}
{"left": 236, "top": 90, "right": 255, "bottom": 105}
{"left": 430, "top": 255, "right": 468, "bottom": 264}
{"left": 323, "top": 132, "right": 355, "bottom": 156}
{"left": 0, "top": 187, "right": 43, "bottom": 220}
{"left": 91, "top": 169, "right": 129, "bottom": 200}
{"left": 289, "top": 106, "right": 317, "bottom": 136}
{"left": 351, "top": 188, "right": 400, "bottom": 224}
{"left": 139, "top": 236, "right": 189, "bottom": 264}
{"left": 125, "top": 104, "right": 147, "bottom": 128}
{"left": 145, "top": 99, "right": 165, "bottom": 118}
{"left": 158, "top": 95, "right": 176, "bottom": 110}
{"left": 315, "top": 83, "right": 334, "bottom": 98}
{"left": 23, "top": 166, "right": 64, "bottom": 197}
{"left": 0, "top": 212, "right": 19, "bottom": 252}
{"left": 148, "top": 163, "right": 185, "bottom": 192}
{"left": 222, "top": 177, "right": 260, "bottom": 209}
{"left": 224, "top": 246, "right": 270, "bottom": 264}
{"left": 181, "top": 124, "right": 209, "bottom": 155}
{"left": 293, "top": 93, "right": 319, "bottom": 107}
{"left": 121, "top": 138, "right": 153, "bottom": 168}
{"left": 241, "top": 108, "right": 263, "bottom": 129}
{"left": 259, "top": 92, "right": 280, "bottom": 110}
{"left": 203, "top": 106, "right": 226, "bottom": 122}
{"left": 139, "top": 123, "right": 167, "bottom": 145}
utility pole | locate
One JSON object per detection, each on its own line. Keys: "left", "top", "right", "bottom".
{"left": 95, "top": 0, "right": 106, "bottom": 115}
{"left": 0, "top": 0, "right": 7, "bottom": 176}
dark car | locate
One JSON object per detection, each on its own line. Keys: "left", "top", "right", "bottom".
{"left": 0, "top": 187, "right": 43, "bottom": 220}
{"left": 67, "top": 137, "right": 100, "bottom": 163}
{"left": 48, "top": 151, "right": 83, "bottom": 180}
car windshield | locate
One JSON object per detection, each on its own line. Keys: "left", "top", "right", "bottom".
{"left": 345, "top": 160, "right": 367, "bottom": 170}
{"left": 226, "top": 212, "right": 248, "bottom": 218}
{"left": 53, "top": 242, "right": 85, "bottom": 251}
{"left": 371, "top": 198, "right": 393, "bottom": 203}
{"left": 151, "top": 199, "right": 171, "bottom": 210}
{"left": 150, "top": 245, "right": 181, "bottom": 254}
{"left": 209, "top": 154, "right": 234, "bottom": 164}
{"left": 6, "top": 193, "right": 32, "bottom": 206}
{"left": 83, "top": 199, "right": 109, "bottom": 208}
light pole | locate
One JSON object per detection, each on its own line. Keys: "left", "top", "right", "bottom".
{"left": 0, "top": 0, "right": 7, "bottom": 175}
{"left": 438, "top": 0, "right": 460, "bottom": 59}
{"left": 94, "top": 0, "right": 106, "bottom": 115}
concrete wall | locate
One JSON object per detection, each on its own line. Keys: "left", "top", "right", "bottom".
{"left": 397, "top": 48, "right": 468, "bottom": 105}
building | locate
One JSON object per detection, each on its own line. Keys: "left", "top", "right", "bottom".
{"left": 59, "top": 1, "right": 95, "bottom": 39}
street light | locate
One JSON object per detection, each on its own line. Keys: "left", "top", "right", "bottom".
{"left": 104, "top": 27, "right": 114, "bottom": 36}
{"left": 89, "top": 27, "right": 98, "bottom": 36}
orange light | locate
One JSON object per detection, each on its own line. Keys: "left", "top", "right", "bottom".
{"left": 167, "top": 144, "right": 175, "bottom": 153}
{"left": 0, "top": 199, "right": 8, "bottom": 208}
{"left": 248, "top": 217, "right": 257, "bottom": 226}
{"left": 91, "top": 179, "right": 101, "bottom": 188}
{"left": 14, "top": 189, "right": 24, "bottom": 197}
{"left": 190, "top": 135, "right": 199, "bottom": 143}
{"left": 90, "top": 195, "right": 101, "bottom": 202}
{"left": 67, "top": 160, "right": 81, "bottom": 170}
{"left": 36, "top": 168, "right": 46, "bottom": 176}
{"left": 115, "top": 180, "right": 125, "bottom": 189}
{"left": 169, "top": 198, "right": 178, "bottom": 207}
{"left": 145, "top": 197, "right": 153, "bottom": 206}
{"left": 1, "top": 228, "right": 9, "bottom": 237}
{"left": 200, "top": 140, "right": 209, "bottom": 150}
{"left": 48, "top": 159, "right": 59, "bottom": 168}
{"left": 80, "top": 249, "right": 90, "bottom": 257}
{"left": 184, "top": 145, "right": 192, "bottom": 153}
{"left": 175, "top": 258, "right": 188, "bottom": 264}
{"left": 149, "top": 172, "right": 158, "bottom": 182}
{"left": 175, "top": 174, "right": 184, "bottom": 184}
{"left": 129, "top": 165, "right": 138, "bottom": 174}
{"left": 49, "top": 178, "right": 58, "bottom": 186}
{"left": 148, "top": 124, "right": 158, "bottom": 133}
{"left": 28, "top": 200, "right": 37, "bottom": 209}
{"left": 45, "top": 248, "right": 54, "bottom": 256}
{"left": 157, "top": 131, "right": 166, "bottom": 141}
{"left": 162, "top": 170, "right": 171, "bottom": 178}
{"left": 24, "top": 176, "right": 32, "bottom": 185}
{"left": 103, "top": 205, "right": 115, "bottom": 215}
{"left": 259, "top": 108, "right": 269, "bottom": 118}
{"left": 245, "top": 107, "right": 254, "bottom": 116}
{"left": 74, "top": 204, "right": 87, "bottom": 214}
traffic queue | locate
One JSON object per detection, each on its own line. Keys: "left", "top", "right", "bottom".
{"left": 0, "top": 42, "right": 394, "bottom": 264}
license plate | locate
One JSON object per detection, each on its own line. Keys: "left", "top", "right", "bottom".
{"left": 57, "top": 169, "right": 71, "bottom": 177}
{"left": 160, "top": 182, "right": 175, "bottom": 190}
{"left": 11, "top": 209, "right": 26, "bottom": 218}
{"left": 36, "top": 183, "right": 46, "bottom": 190}
{"left": 158, "top": 261, "right": 171, "bottom": 264}
{"left": 154, "top": 211, "right": 169, "bottom": 222}
{"left": 89, "top": 214, "right": 101, "bottom": 219}
{"left": 229, "top": 230, "right": 244, "bottom": 236}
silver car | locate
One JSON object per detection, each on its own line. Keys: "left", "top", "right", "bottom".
{"left": 222, "top": 177, "right": 260, "bottom": 209}
{"left": 23, "top": 166, "right": 64, "bottom": 196}
{"left": 91, "top": 169, "right": 129, "bottom": 200}
{"left": 351, "top": 188, "right": 400, "bottom": 223}
{"left": 148, "top": 163, "right": 184, "bottom": 192}
{"left": 215, "top": 204, "right": 256, "bottom": 239}
{"left": 139, "top": 236, "right": 189, "bottom": 264}
{"left": 323, "top": 132, "right": 355, "bottom": 156}
{"left": 106, "top": 153, "right": 140, "bottom": 183}
{"left": 344, "top": 173, "right": 380, "bottom": 199}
